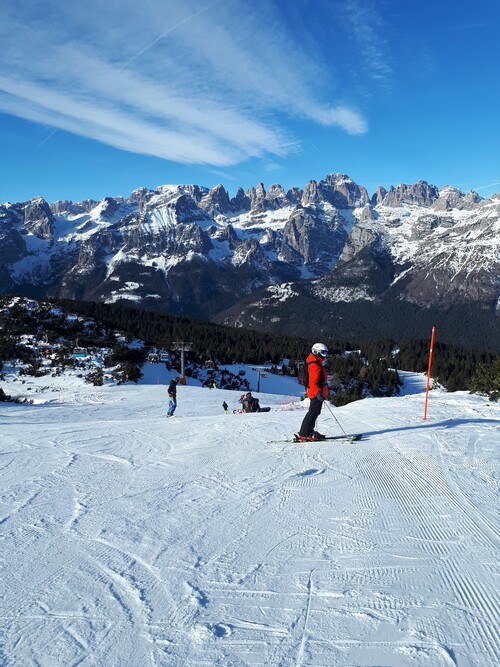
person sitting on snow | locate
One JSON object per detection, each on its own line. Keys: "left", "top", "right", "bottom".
{"left": 239, "top": 392, "right": 258, "bottom": 412}
{"left": 239, "top": 392, "right": 270, "bottom": 413}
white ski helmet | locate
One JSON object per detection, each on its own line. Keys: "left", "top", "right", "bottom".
{"left": 312, "top": 342, "right": 328, "bottom": 357}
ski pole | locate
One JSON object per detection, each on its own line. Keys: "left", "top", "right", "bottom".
{"left": 323, "top": 399, "right": 348, "bottom": 437}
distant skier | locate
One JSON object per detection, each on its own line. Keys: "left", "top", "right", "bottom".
{"left": 167, "top": 377, "right": 180, "bottom": 417}
{"left": 222, "top": 401, "right": 228, "bottom": 413}
{"left": 297, "top": 343, "right": 329, "bottom": 441}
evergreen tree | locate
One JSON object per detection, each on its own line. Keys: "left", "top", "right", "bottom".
{"left": 469, "top": 357, "right": 500, "bottom": 401}
{"left": 0, "top": 387, "right": 12, "bottom": 402}
{"left": 86, "top": 367, "right": 104, "bottom": 386}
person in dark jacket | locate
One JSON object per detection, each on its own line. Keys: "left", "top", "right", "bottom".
{"left": 240, "top": 392, "right": 259, "bottom": 412}
{"left": 167, "top": 377, "right": 180, "bottom": 417}
{"left": 239, "top": 392, "right": 271, "bottom": 413}
{"left": 298, "top": 343, "right": 329, "bottom": 440}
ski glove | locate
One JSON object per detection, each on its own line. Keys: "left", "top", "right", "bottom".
{"left": 314, "top": 391, "right": 324, "bottom": 402}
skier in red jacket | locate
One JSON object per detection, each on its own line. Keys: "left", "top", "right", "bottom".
{"left": 298, "top": 343, "right": 329, "bottom": 441}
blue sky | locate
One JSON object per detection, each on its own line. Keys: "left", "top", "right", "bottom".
{"left": 1, "top": 0, "right": 499, "bottom": 204}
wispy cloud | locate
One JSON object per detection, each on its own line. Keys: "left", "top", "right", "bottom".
{"left": 338, "top": 0, "right": 393, "bottom": 88}
{"left": 0, "top": 0, "right": 370, "bottom": 167}
{"left": 123, "top": 0, "right": 226, "bottom": 68}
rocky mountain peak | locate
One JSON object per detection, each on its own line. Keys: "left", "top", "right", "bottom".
{"left": 371, "top": 186, "right": 387, "bottom": 206}
{"left": 322, "top": 173, "right": 370, "bottom": 208}
{"left": 50, "top": 200, "right": 83, "bottom": 216}
{"left": 431, "top": 186, "right": 484, "bottom": 211}
{"left": 465, "top": 190, "right": 481, "bottom": 204}
{"left": 128, "top": 187, "right": 154, "bottom": 206}
{"left": 432, "top": 186, "right": 467, "bottom": 211}
{"left": 229, "top": 187, "right": 250, "bottom": 213}
{"left": 286, "top": 187, "right": 303, "bottom": 204}
{"left": 178, "top": 184, "right": 209, "bottom": 203}
{"left": 246, "top": 182, "right": 267, "bottom": 212}
{"left": 267, "top": 184, "right": 286, "bottom": 197}
{"left": 381, "top": 180, "right": 440, "bottom": 207}
{"left": 265, "top": 184, "right": 289, "bottom": 210}
{"left": 302, "top": 180, "right": 321, "bottom": 205}
{"left": 255, "top": 182, "right": 266, "bottom": 197}
{"left": 301, "top": 174, "right": 369, "bottom": 208}
{"left": 199, "top": 184, "right": 230, "bottom": 216}
{"left": 94, "top": 197, "right": 122, "bottom": 220}
{"left": 172, "top": 193, "right": 212, "bottom": 225}
{"left": 22, "top": 197, "right": 54, "bottom": 240}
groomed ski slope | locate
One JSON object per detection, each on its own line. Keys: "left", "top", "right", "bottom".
{"left": 1, "top": 370, "right": 499, "bottom": 666}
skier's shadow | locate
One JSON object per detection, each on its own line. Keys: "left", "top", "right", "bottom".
{"left": 359, "top": 418, "right": 500, "bottom": 439}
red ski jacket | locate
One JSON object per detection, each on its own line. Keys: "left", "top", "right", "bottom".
{"left": 305, "top": 353, "right": 328, "bottom": 399}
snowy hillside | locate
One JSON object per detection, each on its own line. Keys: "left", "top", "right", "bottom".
{"left": 1, "top": 370, "right": 499, "bottom": 666}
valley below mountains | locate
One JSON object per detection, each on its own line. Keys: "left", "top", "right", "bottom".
{"left": 1, "top": 173, "right": 499, "bottom": 351}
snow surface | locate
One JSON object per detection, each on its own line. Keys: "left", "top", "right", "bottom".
{"left": 1, "top": 369, "right": 499, "bottom": 666}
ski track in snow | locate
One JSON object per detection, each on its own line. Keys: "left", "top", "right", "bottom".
{"left": 1, "top": 376, "right": 499, "bottom": 666}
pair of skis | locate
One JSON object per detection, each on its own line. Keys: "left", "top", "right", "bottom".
{"left": 270, "top": 433, "right": 363, "bottom": 444}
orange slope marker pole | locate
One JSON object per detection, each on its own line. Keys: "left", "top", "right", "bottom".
{"left": 423, "top": 326, "right": 436, "bottom": 420}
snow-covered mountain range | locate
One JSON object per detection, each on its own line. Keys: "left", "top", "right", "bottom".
{"left": 1, "top": 173, "right": 499, "bottom": 341}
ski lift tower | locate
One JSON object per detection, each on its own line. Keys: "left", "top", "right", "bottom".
{"left": 172, "top": 341, "right": 193, "bottom": 384}
{"left": 251, "top": 367, "right": 267, "bottom": 393}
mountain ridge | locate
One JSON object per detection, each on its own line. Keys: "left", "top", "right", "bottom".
{"left": 1, "top": 172, "right": 498, "bottom": 348}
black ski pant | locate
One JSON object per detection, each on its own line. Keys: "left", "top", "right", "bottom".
{"left": 299, "top": 397, "right": 323, "bottom": 436}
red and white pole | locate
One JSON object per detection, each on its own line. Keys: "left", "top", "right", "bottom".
{"left": 423, "top": 326, "right": 436, "bottom": 421}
